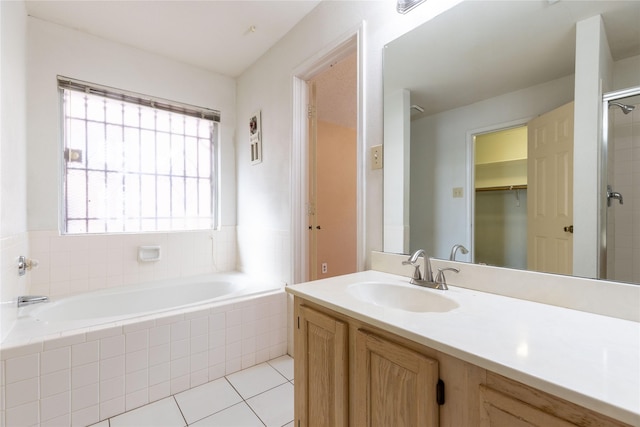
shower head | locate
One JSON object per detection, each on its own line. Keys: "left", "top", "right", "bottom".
{"left": 410, "top": 104, "right": 424, "bottom": 113}
{"left": 609, "top": 101, "right": 635, "bottom": 115}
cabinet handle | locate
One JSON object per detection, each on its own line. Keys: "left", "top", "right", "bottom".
{"left": 437, "top": 379, "right": 445, "bottom": 405}
{"left": 563, "top": 225, "right": 574, "bottom": 233}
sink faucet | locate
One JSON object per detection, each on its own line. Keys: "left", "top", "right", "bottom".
{"left": 402, "top": 249, "right": 446, "bottom": 289}
{"left": 449, "top": 244, "right": 469, "bottom": 261}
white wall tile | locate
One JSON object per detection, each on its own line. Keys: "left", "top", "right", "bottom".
{"left": 125, "top": 330, "right": 148, "bottom": 353}
{"left": 71, "top": 404, "right": 99, "bottom": 427}
{"left": 170, "top": 357, "right": 189, "bottom": 379}
{"left": 72, "top": 341, "right": 99, "bottom": 367}
{"left": 125, "top": 349, "right": 148, "bottom": 374}
{"left": 100, "top": 356, "right": 124, "bottom": 381}
{"left": 6, "top": 377, "right": 39, "bottom": 408}
{"left": 5, "top": 353, "right": 39, "bottom": 383}
{"left": 148, "top": 344, "right": 170, "bottom": 367}
{"left": 72, "top": 362, "right": 99, "bottom": 389}
{"left": 41, "top": 347, "right": 70, "bottom": 375}
{"left": 125, "top": 369, "right": 148, "bottom": 394}
{"left": 125, "top": 388, "right": 149, "bottom": 412}
{"left": 41, "top": 369, "right": 70, "bottom": 398}
{"left": 72, "top": 382, "right": 99, "bottom": 411}
{"left": 6, "top": 401, "right": 39, "bottom": 427}
{"left": 100, "top": 335, "right": 125, "bottom": 360}
{"left": 148, "top": 381, "right": 170, "bottom": 403}
{"left": 148, "top": 363, "right": 170, "bottom": 387}
{"left": 170, "top": 375, "right": 190, "bottom": 395}
{"left": 100, "top": 376, "right": 124, "bottom": 402}
{"left": 40, "top": 390, "right": 70, "bottom": 422}
{"left": 149, "top": 325, "right": 170, "bottom": 347}
{"left": 100, "top": 396, "right": 125, "bottom": 420}
{"left": 170, "top": 339, "right": 190, "bottom": 361}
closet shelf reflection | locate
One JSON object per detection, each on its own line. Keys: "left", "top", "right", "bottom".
{"left": 475, "top": 184, "right": 527, "bottom": 192}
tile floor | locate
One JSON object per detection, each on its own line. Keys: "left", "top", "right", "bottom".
{"left": 90, "top": 355, "right": 294, "bottom": 427}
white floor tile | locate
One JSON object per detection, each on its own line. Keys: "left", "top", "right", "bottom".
{"left": 246, "top": 383, "right": 294, "bottom": 427}
{"left": 267, "top": 355, "right": 294, "bottom": 381}
{"left": 174, "top": 378, "right": 242, "bottom": 424}
{"left": 189, "top": 402, "right": 263, "bottom": 427}
{"left": 226, "top": 363, "right": 288, "bottom": 399}
{"left": 110, "top": 397, "right": 185, "bottom": 427}
{"left": 88, "top": 421, "right": 109, "bottom": 427}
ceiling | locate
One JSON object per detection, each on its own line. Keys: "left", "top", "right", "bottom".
{"left": 25, "top": 0, "right": 322, "bottom": 78}
{"left": 384, "top": 1, "right": 640, "bottom": 118}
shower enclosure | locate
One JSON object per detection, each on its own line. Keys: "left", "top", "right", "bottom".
{"left": 602, "top": 87, "right": 640, "bottom": 283}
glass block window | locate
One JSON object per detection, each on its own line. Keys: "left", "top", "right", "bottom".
{"left": 59, "top": 77, "right": 220, "bottom": 234}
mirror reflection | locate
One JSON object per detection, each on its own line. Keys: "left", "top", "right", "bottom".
{"left": 383, "top": 1, "right": 640, "bottom": 284}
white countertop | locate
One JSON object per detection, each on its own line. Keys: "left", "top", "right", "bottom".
{"left": 286, "top": 270, "right": 640, "bottom": 425}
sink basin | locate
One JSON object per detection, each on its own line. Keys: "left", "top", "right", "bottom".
{"left": 346, "top": 282, "right": 459, "bottom": 313}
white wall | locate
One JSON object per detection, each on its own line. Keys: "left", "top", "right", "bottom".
{"left": 0, "top": 0, "right": 29, "bottom": 342}
{"left": 27, "top": 17, "right": 238, "bottom": 231}
{"left": 409, "top": 75, "right": 575, "bottom": 259}
{"left": 573, "top": 15, "right": 613, "bottom": 278}
{"left": 235, "top": 0, "right": 462, "bottom": 282}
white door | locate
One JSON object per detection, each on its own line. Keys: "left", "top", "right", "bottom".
{"left": 527, "top": 102, "right": 574, "bottom": 274}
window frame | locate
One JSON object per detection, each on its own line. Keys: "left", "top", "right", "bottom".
{"left": 58, "top": 76, "right": 221, "bottom": 235}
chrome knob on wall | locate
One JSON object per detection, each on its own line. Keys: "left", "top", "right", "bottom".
{"left": 17, "top": 256, "right": 39, "bottom": 276}
{"left": 607, "top": 185, "right": 624, "bottom": 207}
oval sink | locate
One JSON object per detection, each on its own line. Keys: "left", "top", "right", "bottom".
{"left": 347, "top": 282, "right": 459, "bottom": 313}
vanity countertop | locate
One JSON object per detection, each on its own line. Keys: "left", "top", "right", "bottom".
{"left": 286, "top": 270, "right": 640, "bottom": 425}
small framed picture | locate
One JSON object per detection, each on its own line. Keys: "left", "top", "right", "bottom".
{"left": 250, "top": 111, "right": 262, "bottom": 165}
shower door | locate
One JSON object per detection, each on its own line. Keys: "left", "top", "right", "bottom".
{"left": 602, "top": 87, "right": 640, "bottom": 283}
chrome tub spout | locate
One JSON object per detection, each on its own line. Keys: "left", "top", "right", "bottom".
{"left": 17, "top": 295, "right": 49, "bottom": 307}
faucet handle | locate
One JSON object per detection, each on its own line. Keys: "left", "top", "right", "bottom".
{"left": 402, "top": 260, "right": 422, "bottom": 280}
{"left": 435, "top": 267, "right": 459, "bottom": 286}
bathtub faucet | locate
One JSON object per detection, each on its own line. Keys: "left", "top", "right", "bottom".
{"left": 17, "top": 295, "right": 49, "bottom": 307}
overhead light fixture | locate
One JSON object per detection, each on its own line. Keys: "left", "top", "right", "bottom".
{"left": 397, "top": 0, "right": 427, "bottom": 14}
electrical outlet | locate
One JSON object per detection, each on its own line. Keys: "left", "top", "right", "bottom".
{"left": 321, "top": 262, "right": 328, "bottom": 274}
{"left": 453, "top": 187, "right": 464, "bottom": 198}
{"left": 371, "top": 145, "right": 383, "bottom": 170}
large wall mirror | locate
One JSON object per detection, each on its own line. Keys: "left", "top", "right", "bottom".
{"left": 383, "top": 1, "right": 640, "bottom": 285}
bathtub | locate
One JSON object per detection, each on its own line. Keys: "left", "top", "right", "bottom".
{"left": 1, "top": 272, "right": 288, "bottom": 426}
{"left": 8, "top": 272, "right": 280, "bottom": 342}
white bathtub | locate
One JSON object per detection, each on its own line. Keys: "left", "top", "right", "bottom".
{"left": 0, "top": 272, "right": 287, "bottom": 426}
{"left": 7, "top": 272, "right": 281, "bottom": 343}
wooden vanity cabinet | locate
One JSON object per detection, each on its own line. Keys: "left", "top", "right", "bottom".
{"left": 293, "top": 297, "right": 633, "bottom": 427}
{"left": 354, "top": 329, "right": 440, "bottom": 427}
{"left": 294, "top": 304, "right": 349, "bottom": 427}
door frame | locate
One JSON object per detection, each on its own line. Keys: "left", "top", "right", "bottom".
{"left": 465, "top": 117, "right": 533, "bottom": 263}
{"left": 291, "top": 23, "right": 366, "bottom": 284}
{"left": 601, "top": 85, "right": 640, "bottom": 279}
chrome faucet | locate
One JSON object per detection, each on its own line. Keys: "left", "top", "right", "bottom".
{"left": 402, "top": 249, "right": 448, "bottom": 290}
{"left": 449, "top": 244, "right": 469, "bottom": 261}
{"left": 17, "top": 295, "right": 48, "bottom": 307}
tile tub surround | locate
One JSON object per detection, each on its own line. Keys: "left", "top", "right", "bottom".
{"left": 27, "top": 227, "right": 237, "bottom": 301}
{"left": 0, "top": 291, "right": 287, "bottom": 427}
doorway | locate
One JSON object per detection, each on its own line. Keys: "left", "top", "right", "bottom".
{"left": 471, "top": 101, "right": 575, "bottom": 275}
{"left": 474, "top": 126, "right": 528, "bottom": 269}
{"left": 291, "top": 28, "right": 364, "bottom": 285}
{"left": 602, "top": 87, "right": 640, "bottom": 283}
{"left": 307, "top": 53, "right": 358, "bottom": 280}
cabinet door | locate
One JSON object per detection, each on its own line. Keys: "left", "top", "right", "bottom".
{"left": 295, "top": 305, "right": 348, "bottom": 427}
{"left": 480, "top": 385, "right": 577, "bottom": 427}
{"left": 354, "top": 329, "right": 440, "bottom": 427}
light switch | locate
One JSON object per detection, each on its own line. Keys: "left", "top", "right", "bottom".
{"left": 371, "top": 145, "right": 383, "bottom": 170}
{"left": 453, "top": 187, "right": 464, "bottom": 198}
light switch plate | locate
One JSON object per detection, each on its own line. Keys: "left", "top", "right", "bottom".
{"left": 371, "top": 145, "right": 383, "bottom": 170}
{"left": 453, "top": 187, "right": 464, "bottom": 198}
